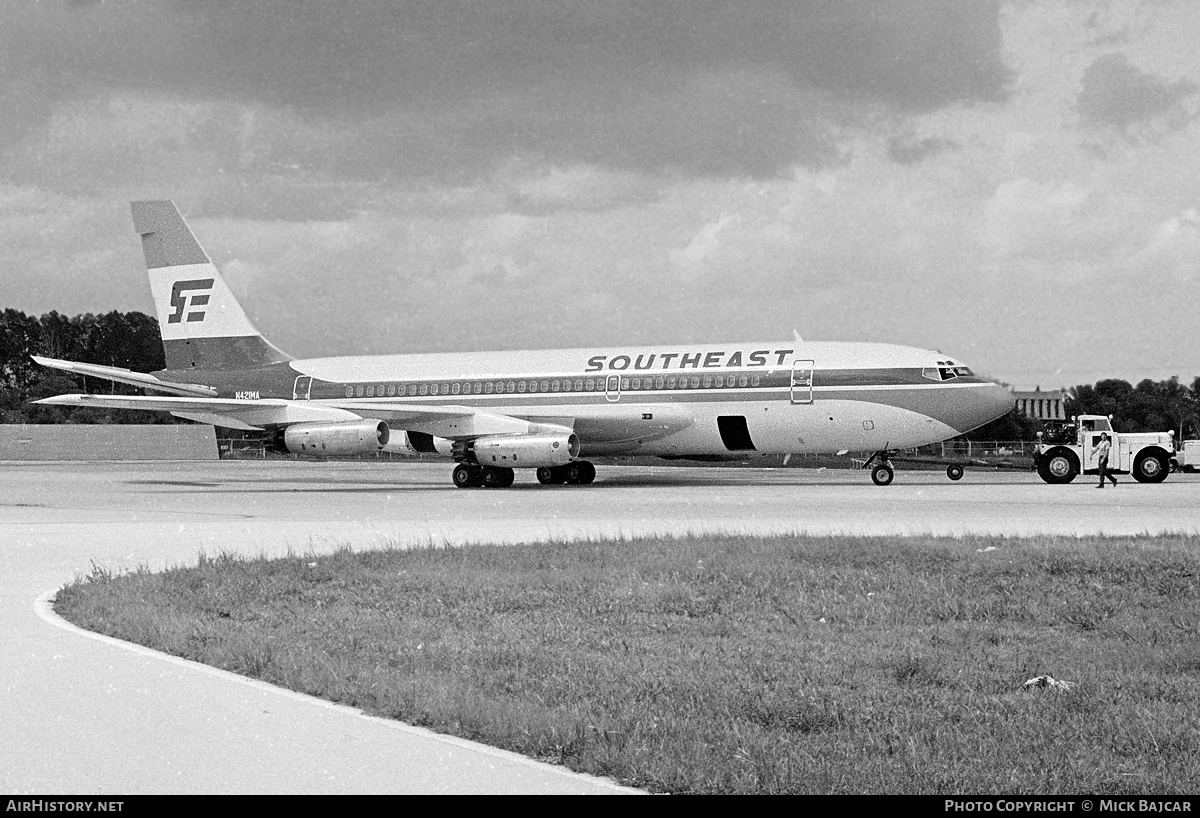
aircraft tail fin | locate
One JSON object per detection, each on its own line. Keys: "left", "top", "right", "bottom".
{"left": 132, "top": 200, "right": 291, "bottom": 371}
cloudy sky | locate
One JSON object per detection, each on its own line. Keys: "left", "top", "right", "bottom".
{"left": 2, "top": 0, "right": 1198, "bottom": 389}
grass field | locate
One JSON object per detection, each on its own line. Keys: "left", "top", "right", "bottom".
{"left": 54, "top": 534, "right": 1200, "bottom": 794}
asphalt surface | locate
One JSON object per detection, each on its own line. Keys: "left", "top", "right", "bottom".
{"left": 4, "top": 459, "right": 1198, "bottom": 794}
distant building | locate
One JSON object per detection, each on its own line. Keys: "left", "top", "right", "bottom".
{"left": 1013, "top": 388, "right": 1065, "bottom": 421}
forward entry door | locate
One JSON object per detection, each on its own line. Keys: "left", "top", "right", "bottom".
{"left": 790, "top": 359, "right": 814, "bottom": 404}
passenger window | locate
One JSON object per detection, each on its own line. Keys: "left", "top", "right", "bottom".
{"left": 575, "top": 379, "right": 584, "bottom": 391}
{"left": 345, "top": 387, "right": 354, "bottom": 398}
{"left": 506, "top": 381, "right": 516, "bottom": 393}
{"left": 667, "top": 376, "right": 676, "bottom": 388}
{"left": 356, "top": 386, "right": 364, "bottom": 397}
{"left": 739, "top": 375, "right": 748, "bottom": 387}
{"left": 518, "top": 381, "right": 527, "bottom": 393}
{"left": 388, "top": 385, "right": 396, "bottom": 396}
{"left": 690, "top": 376, "right": 700, "bottom": 388}
{"left": 540, "top": 380, "right": 549, "bottom": 392}
{"left": 656, "top": 377, "right": 665, "bottom": 389}
{"left": 452, "top": 383, "right": 461, "bottom": 395}
{"left": 585, "top": 379, "right": 595, "bottom": 391}
{"left": 751, "top": 375, "right": 760, "bottom": 387}
{"left": 703, "top": 376, "right": 712, "bottom": 388}
{"left": 420, "top": 384, "right": 429, "bottom": 396}
{"left": 631, "top": 378, "right": 641, "bottom": 389}
{"left": 551, "top": 380, "right": 560, "bottom": 392}
{"left": 408, "top": 384, "right": 418, "bottom": 396}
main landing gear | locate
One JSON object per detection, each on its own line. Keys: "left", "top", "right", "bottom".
{"left": 452, "top": 463, "right": 515, "bottom": 488}
{"left": 452, "top": 460, "right": 597, "bottom": 488}
{"left": 535, "top": 461, "right": 596, "bottom": 486}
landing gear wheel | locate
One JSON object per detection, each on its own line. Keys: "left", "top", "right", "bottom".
{"left": 576, "top": 461, "right": 596, "bottom": 485}
{"left": 536, "top": 466, "right": 563, "bottom": 485}
{"left": 947, "top": 464, "right": 964, "bottom": 481}
{"left": 564, "top": 462, "right": 583, "bottom": 485}
{"left": 871, "top": 464, "right": 895, "bottom": 486}
{"left": 1133, "top": 451, "right": 1168, "bottom": 483}
{"left": 453, "top": 464, "right": 481, "bottom": 488}
{"left": 482, "top": 467, "right": 514, "bottom": 488}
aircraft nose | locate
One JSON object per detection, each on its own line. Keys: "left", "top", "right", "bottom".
{"left": 973, "top": 383, "right": 1016, "bottom": 429}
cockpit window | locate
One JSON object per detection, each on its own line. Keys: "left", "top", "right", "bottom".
{"left": 922, "top": 361, "right": 974, "bottom": 381}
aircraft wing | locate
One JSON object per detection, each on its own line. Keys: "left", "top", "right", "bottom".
{"left": 31, "top": 356, "right": 219, "bottom": 398}
{"left": 33, "top": 392, "right": 694, "bottom": 444}
{"left": 322, "top": 401, "right": 695, "bottom": 445}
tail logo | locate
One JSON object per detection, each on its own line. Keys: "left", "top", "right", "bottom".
{"left": 168, "top": 279, "right": 215, "bottom": 324}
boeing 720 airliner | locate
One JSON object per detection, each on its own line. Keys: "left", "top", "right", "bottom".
{"left": 34, "top": 201, "right": 1014, "bottom": 487}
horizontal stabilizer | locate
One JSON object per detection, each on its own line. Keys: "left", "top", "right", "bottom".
{"left": 32, "top": 356, "right": 219, "bottom": 397}
{"left": 33, "top": 393, "right": 364, "bottom": 430}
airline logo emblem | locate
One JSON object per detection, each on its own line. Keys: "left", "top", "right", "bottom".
{"left": 168, "top": 278, "right": 215, "bottom": 324}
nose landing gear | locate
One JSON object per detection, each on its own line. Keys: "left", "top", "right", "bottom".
{"left": 862, "top": 449, "right": 896, "bottom": 486}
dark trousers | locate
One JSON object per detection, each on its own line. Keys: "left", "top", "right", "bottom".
{"left": 1097, "top": 456, "right": 1117, "bottom": 486}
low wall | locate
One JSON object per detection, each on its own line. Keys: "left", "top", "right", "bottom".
{"left": 0, "top": 424, "right": 218, "bottom": 461}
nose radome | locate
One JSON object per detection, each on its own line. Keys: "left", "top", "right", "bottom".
{"left": 979, "top": 383, "right": 1015, "bottom": 424}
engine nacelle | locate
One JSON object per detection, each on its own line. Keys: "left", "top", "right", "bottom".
{"left": 279, "top": 419, "right": 389, "bottom": 456}
{"left": 458, "top": 432, "right": 580, "bottom": 468}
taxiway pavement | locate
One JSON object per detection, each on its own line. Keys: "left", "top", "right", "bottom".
{"left": 3, "top": 460, "right": 1198, "bottom": 794}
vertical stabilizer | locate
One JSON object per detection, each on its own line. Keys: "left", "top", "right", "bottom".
{"left": 132, "top": 200, "right": 291, "bottom": 370}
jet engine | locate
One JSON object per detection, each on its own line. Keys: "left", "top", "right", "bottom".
{"left": 276, "top": 419, "right": 390, "bottom": 456}
{"left": 456, "top": 432, "right": 580, "bottom": 468}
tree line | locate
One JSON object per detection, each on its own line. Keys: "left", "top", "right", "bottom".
{"left": 0, "top": 308, "right": 173, "bottom": 425}
{"left": 2, "top": 307, "right": 1199, "bottom": 440}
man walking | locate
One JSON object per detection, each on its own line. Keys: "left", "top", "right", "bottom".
{"left": 1093, "top": 432, "right": 1117, "bottom": 488}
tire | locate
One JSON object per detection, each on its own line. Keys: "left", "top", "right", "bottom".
{"left": 536, "top": 467, "right": 558, "bottom": 485}
{"left": 871, "top": 464, "right": 894, "bottom": 486}
{"left": 947, "top": 465, "right": 964, "bottom": 481}
{"left": 498, "top": 468, "right": 515, "bottom": 488}
{"left": 577, "top": 461, "right": 596, "bottom": 485}
{"left": 482, "top": 467, "right": 504, "bottom": 488}
{"left": 453, "top": 464, "right": 478, "bottom": 488}
{"left": 1133, "top": 450, "right": 1169, "bottom": 483}
{"left": 564, "top": 463, "right": 583, "bottom": 485}
{"left": 1037, "top": 447, "right": 1079, "bottom": 484}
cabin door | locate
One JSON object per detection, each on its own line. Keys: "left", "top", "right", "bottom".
{"left": 293, "top": 375, "right": 312, "bottom": 400}
{"left": 790, "top": 359, "right": 814, "bottom": 404}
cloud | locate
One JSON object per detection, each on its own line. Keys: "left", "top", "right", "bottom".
{"left": 670, "top": 212, "right": 741, "bottom": 270}
{"left": 887, "top": 135, "right": 958, "bottom": 165}
{"left": 0, "top": 1, "right": 1011, "bottom": 181}
{"left": 1129, "top": 207, "right": 1200, "bottom": 282}
{"left": 982, "top": 178, "right": 1091, "bottom": 260}
{"left": 1077, "top": 53, "right": 1197, "bottom": 136}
